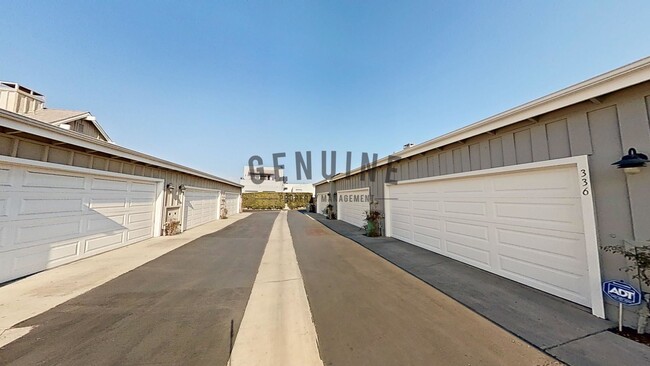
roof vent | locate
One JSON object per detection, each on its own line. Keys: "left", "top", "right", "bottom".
{"left": 403, "top": 143, "right": 415, "bottom": 149}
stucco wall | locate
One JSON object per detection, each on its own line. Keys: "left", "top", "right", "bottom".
{"left": 318, "top": 80, "right": 650, "bottom": 323}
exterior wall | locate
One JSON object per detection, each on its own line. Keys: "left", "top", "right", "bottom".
{"left": 319, "top": 80, "right": 650, "bottom": 324}
{"left": 69, "top": 119, "right": 106, "bottom": 141}
{"left": 0, "top": 88, "right": 43, "bottom": 114}
{"left": 241, "top": 179, "right": 285, "bottom": 192}
{"left": 314, "top": 182, "right": 330, "bottom": 194}
{"left": 0, "top": 132, "right": 241, "bottom": 208}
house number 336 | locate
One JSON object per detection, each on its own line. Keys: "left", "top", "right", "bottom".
{"left": 580, "top": 169, "right": 590, "bottom": 195}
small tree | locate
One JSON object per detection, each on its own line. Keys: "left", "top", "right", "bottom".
{"left": 363, "top": 201, "right": 384, "bottom": 237}
{"left": 603, "top": 243, "right": 650, "bottom": 288}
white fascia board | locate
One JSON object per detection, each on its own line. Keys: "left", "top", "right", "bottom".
{"left": 88, "top": 118, "right": 113, "bottom": 142}
{"left": 332, "top": 56, "right": 650, "bottom": 182}
{"left": 0, "top": 109, "right": 243, "bottom": 188}
{"left": 48, "top": 112, "right": 91, "bottom": 125}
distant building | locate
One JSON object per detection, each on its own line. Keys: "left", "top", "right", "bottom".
{"left": 241, "top": 166, "right": 315, "bottom": 194}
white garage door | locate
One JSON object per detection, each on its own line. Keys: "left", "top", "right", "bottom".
{"left": 225, "top": 192, "right": 240, "bottom": 215}
{"left": 337, "top": 188, "right": 370, "bottom": 228}
{"left": 0, "top": 160, "right": 161, "bottom": 283}
{"left": 183, "top": 188, "right": 220, "bottom": 230}
{"left": 386, "top": 160, "right": 601, "bottom": 309}
{"left": 316, "top": 193, "right": 329, "bottom": 215}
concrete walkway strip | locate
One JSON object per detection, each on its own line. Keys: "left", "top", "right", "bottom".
{"left": 0, "top": 213, "right": 251, "bottom": 345}
{"left": 229, "top": 211, "right": 323, "bottom": 366}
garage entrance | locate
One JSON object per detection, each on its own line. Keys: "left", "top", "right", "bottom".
{"left": 385, "top": 157, "right": 604, "bottom": 315}
{"left": 182, "top": 187, "right": 220, "bottom": 231}
{"left": 316, "top": 193, "right": 328, "bottom": 215}
{"left": 224, "top": 192, "right": 240, "bottom": 215}
{"left": 337, "top": 187, "right": 370, "bottom": 228}
{"left": 0, "top": 159, "right": 163, "bottom": 283}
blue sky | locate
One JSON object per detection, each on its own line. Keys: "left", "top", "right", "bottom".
{"left": 2, "top": 1, "right": 650, "bottom": 183}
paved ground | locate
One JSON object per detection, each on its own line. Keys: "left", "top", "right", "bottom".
{"left": 9, "top": 210, "right": 639, "bottom": 365}
{"left": 307, "top": 212, "right": 650, "bottom": 366}
{"left": 288, "top": 211, "right": 556, "bottom": 365}
{"left": 0, "top": 212, "right": 278, "bottom": 366}
{"left": 0, "top": 212, "right": 252, "bottom": 346}
{"left": 229, "top": 211, "right": 322, "bottom": 366}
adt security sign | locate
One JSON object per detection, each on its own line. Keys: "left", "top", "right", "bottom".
{"left": 602, "top": 280, "right": 642, "bottom": 306}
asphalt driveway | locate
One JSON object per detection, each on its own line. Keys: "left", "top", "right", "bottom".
{"left": 0, "top": 212, "right": 279, "bottom": 366}
{"left": 1, "top": 211, "right": 562, "bottom": 365}
{"left": 287, "top": 211, "right": 556, "bottom": 365}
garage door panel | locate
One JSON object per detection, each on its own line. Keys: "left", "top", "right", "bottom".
{"left": 90, "top": 197, "right": 127, "bottom": 210}
{"left": 14, "top": 220, "right": 82, "bottom": 247}
{"left": 0, "top": 168, "right": 10, "bottom": 184}
{"left": 130, "top": 197, "right": 155, "bottom": 207}
{"left": 392, "top": 229, "right": 412, "bottom": 243}
{"left": 413, "top": 225, "right": 442, "bottom": 242}
{"left": 443, "top": 201, "right": 488, "bottom": 217}
{"left": 23, "top": 171, "right": 85, "bottom": 189}
{"left": 10, "top": 240, "right": 81, "bottom": 276}
{"left": 492, "top": 168, "right": 578, "bottom": 196}
{"left": 132, "top": 182, "right": 157, "bottom": 192}
{"left": 445, "top": 221, "right": 488, "bottom": 240}
{"left": 496, "top": 227, "right": 586, "bottom": 260}
{"left": 391, "top": 204, "right": 411, "bottom": 215}
{"left": 91, "top": 178, "right": 128, "bottom": 191}
{"left": 85, "top": 232, "right": 124, "bottom": 253}
{"left": 0, "top": 199, "right": 7, "bottom": 217}
{"left": 128, "top": 211, "right": 153, "bottom": 225}
{"left": 440, "top": 179, "right": 485, "bottom": 194}
{"left": 446, "top": 240, "right": 491, "bottom": 267}
{"left": 498, "top": 240, "right": 586, "bottom": 277}
{"left": 127, "top": 227, "right": 152, "bottom": 242}
{"left": 498, "top": 255, "right": 587, "bottom": 302}
{"left": 387, "top": 163, "right": 593, "bottom": 307}
{"left": 412, "top": 199, "right": 440, "bottom": 212}
{"left": 87, "top": 214, "right": 125, "bottom": 232}
{"left": 445, "top": 232, "right": 490, "bottom": 255}
{"left": 412, "top": 232, "right": 442, "bottom": 250}
{"left": 20, "top": 197, "right": 84, "bottom": 215}
{"left": 412, "top": 216, "right": 440, "bottom": 231}
{"left": 494, "top": 200, "right": 583, "bottom": 232}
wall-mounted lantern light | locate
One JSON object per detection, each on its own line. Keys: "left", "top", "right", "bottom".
{"left": 166, "top": 183, "right": 175, "bottom": 192}
{"left": 612, "top": 148, "right": 648, "bottom": 175}
{"left": 178, "top": 184, "right": 187, "bottom": 192}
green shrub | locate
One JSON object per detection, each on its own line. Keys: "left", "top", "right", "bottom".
{"left": 242, "top": 192, "right": 312, "bottom": 210}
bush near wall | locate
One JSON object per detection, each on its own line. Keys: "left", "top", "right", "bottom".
{"left": 242, "top": 192, "right": 312, "bottom": 210}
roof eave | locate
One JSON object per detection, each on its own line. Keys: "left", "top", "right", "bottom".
{"left": 330, "top": 55, "right": 650, "bottom": 182}
{"left": 0, "top": 109, "right": 242, "bottom": 188}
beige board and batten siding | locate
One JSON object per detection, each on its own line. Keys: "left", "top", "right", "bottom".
{"left": 0, "top": 126, "right": 241, "bottom": 208}
{"left": 319, "top": 78, "right": 650, "bottom": 325}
